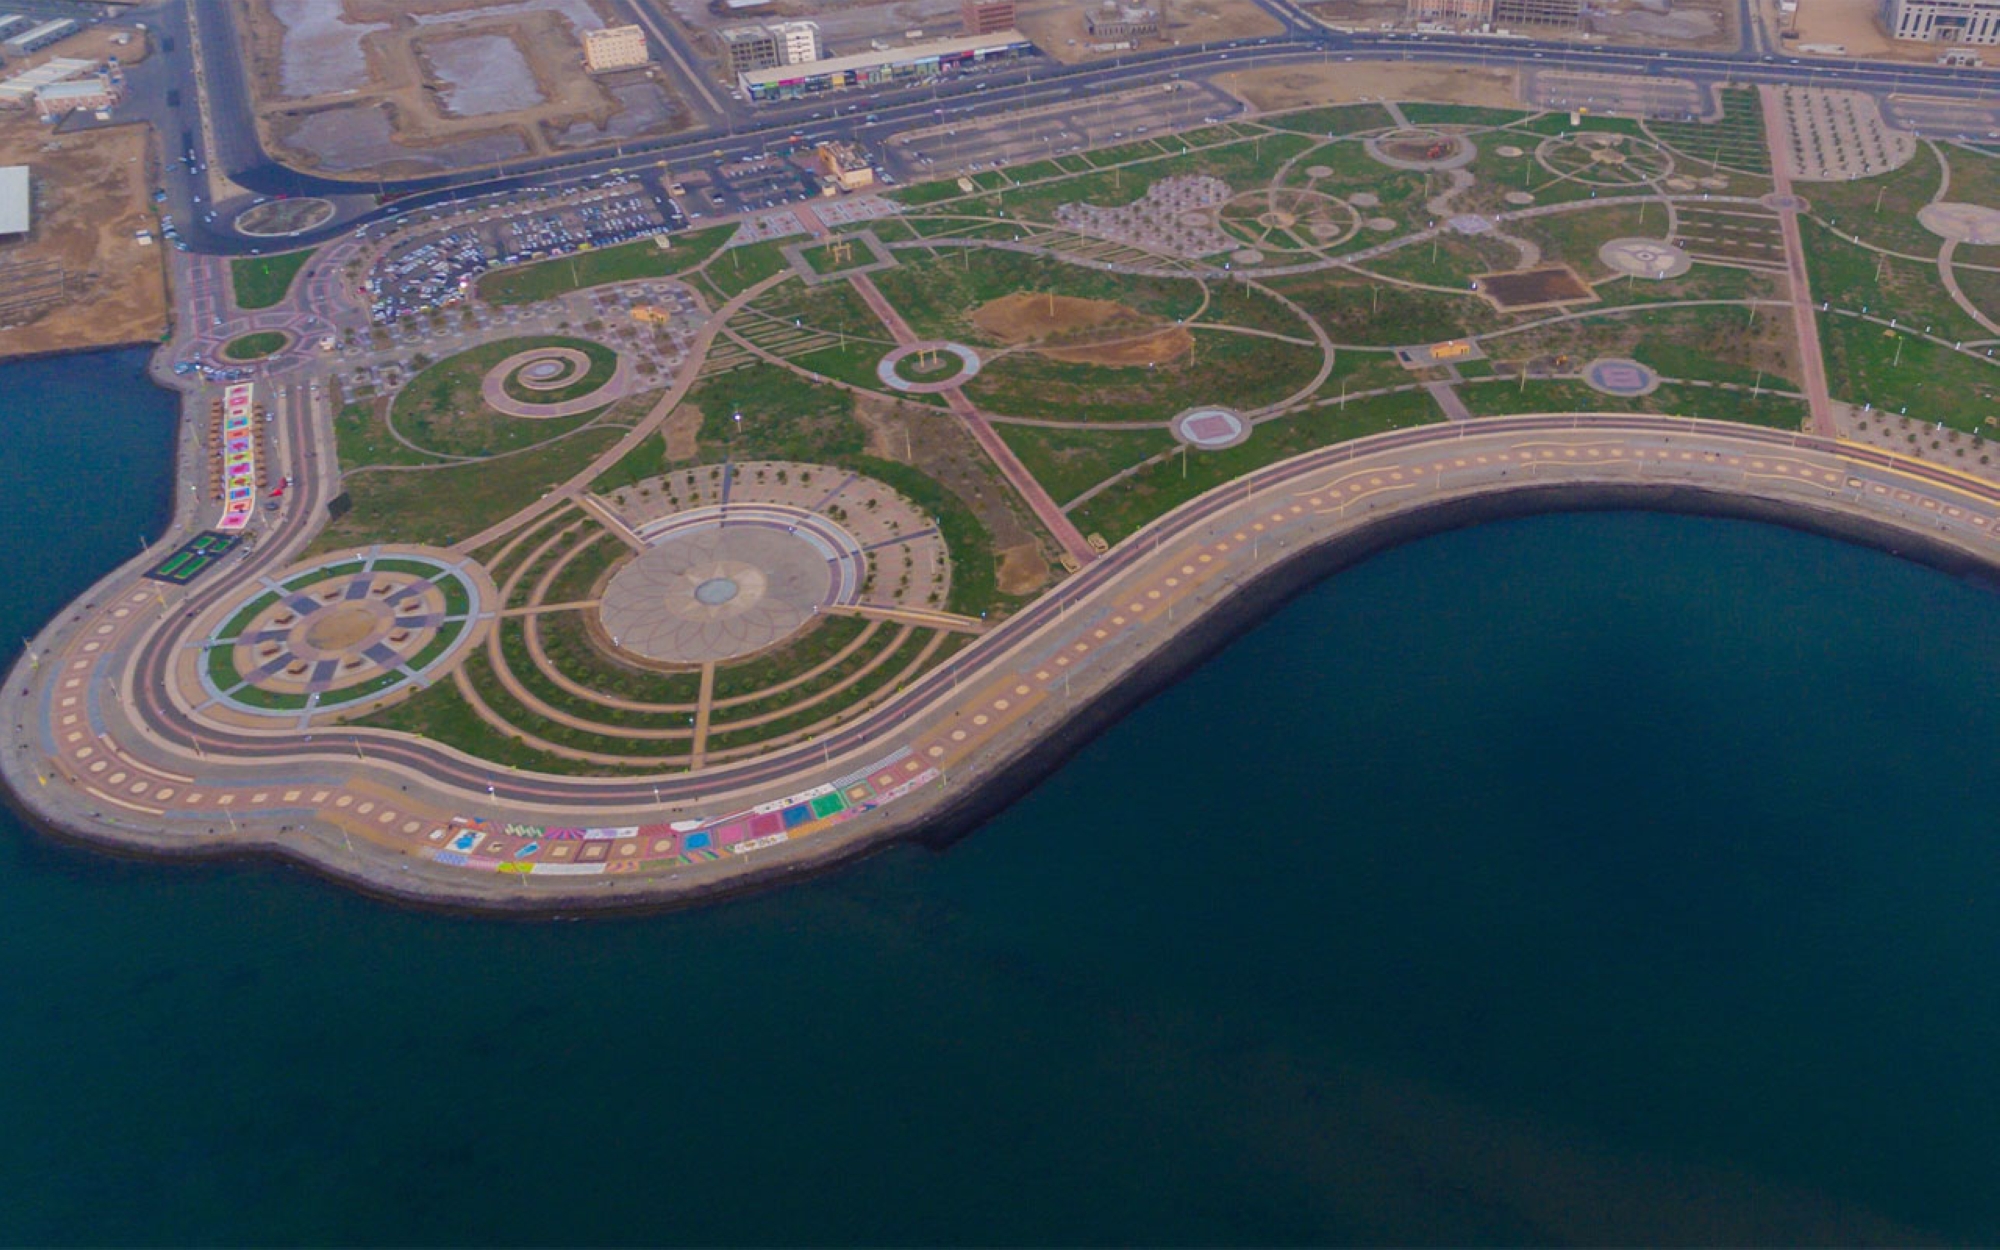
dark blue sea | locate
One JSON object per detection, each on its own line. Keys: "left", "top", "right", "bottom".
{"left": 3, "top": 347, "right": 1999, "bottom": 1245}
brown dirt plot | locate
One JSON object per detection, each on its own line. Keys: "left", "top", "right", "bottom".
{"left": 0, "top": 122, "right": 168, "bottom": 360}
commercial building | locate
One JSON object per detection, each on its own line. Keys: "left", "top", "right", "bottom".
{"left": 0, "top": 57, "right": 93, "bottom": 108}
{"left": 738, "top": 29, "right": 1033, "bottom": 100}
{"left": 1882, "top": 0, "right": 2000, "bottom": 43}
{"left": 4, "top": 17, "right": 77, "bottom": 56}
{"left": 0, "top": 165, "right": 29, "bottom": 238}
{"left": 0, "top": 15, "right": 27, "bottom": 42}
{"left": 583, "top": 24, "right": 650, "bottom": 72}
{"left": 816, "top": 141, "right": 875, "bottom": 190}
{"left": 35, "top": 74, "right": 117, "bottom": 115}
{"left": 961, "top": 0, "right": 1017, "bottom": 34}
{"left": 1084, "top": 4, "right": 1162, "bottom": 38}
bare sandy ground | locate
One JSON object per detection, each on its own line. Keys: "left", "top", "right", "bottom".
{"left": 1785, "top": 0, "right": 1948, "bottom": 62}
{"left": 0, "top": 122, "right": 168, "bottom": 360}
{"left": 1220, "top": 61, "right": 1522, "bottom": 112}
{"left": 1017, "top": 0, "right": 1283, "bottom": 64}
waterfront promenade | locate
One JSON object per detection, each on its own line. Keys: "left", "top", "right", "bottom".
{"left": 9, "top": 402, "right": 2000, "bottom": 909}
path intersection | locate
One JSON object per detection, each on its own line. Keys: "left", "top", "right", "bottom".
{"left": 15, "top": 82, "right": 2000, "bottom": 908}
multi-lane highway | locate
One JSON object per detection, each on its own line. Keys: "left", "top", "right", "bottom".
{"left": 133, "top": 0, "right": 2000, "bottom": 257}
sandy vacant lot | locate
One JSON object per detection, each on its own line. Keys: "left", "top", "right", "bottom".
{"left": 1785, "top": 0, "right": 1953, "bottom": 61}
{"left": 0, "top": 121, "right": 168, "bottom": 360}
{"left": 1221, "top": 61, "right": 1522, "bottom": 112}
{"left": 1018, "top": 0, "right": 1283, "bottom": 63}
{"left": 973, "top": 291, "right": 1194, "bottom": 364}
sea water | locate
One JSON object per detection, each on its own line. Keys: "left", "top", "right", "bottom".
{"left": 2, "top": 350, "right": 1997, "bottom": 1244}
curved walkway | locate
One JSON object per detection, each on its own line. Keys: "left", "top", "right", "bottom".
{"left": 15, "top": 411, "right": 2000, "bottom": 909}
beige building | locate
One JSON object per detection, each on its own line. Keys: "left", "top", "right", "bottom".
{"left": 1084, "top": 3, "right": 1162, "bottom": 38}
{"left": 721, "top": 24, "right": 781, "bottom": 74}
{"left": 816, "top": 141, "right": 875, "bottom": 191}
{"left": 773, "top": 19, "right": 822, "bottom": 64}
{"left": 583, "top": 24, "right": 650, "bottom": 72}
{"left": 1882, "top": 0, "right": 2000, "bottom": 43}
{"left": 961, "top": 0, "right": 1017, "bottom": 34}
{"left": 1408, "top": 0, "right": 1494, "bottom": 24}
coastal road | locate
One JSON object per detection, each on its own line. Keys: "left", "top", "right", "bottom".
{"left": 15, "top": 411, "right": 2000, "bottom": 907}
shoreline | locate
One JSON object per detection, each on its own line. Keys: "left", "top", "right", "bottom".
{"left": 9, "top": 451, "right": 2000, "bottom": 918}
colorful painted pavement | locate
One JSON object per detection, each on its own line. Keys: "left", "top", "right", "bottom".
{"left": 218, "top": 383, "right": 258, "bottom": 532}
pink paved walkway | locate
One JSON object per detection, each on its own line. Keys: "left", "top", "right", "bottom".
{"left": 1760, "top": 85, "right": 1836, "bottom": 438}
{"left": 847, "top": 272, "right": 1099, "bottom": 566}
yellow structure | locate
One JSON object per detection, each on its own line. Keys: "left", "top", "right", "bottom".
{"left": 583, "top": 25, "right": 650, "bottom": 73}
{"left": 815, "top": 141, "right": 876, "bottom": 191}
{"left": 1431, "top": 340, "right": 1471, "bottom": 359}
{"left": 631, "top": 305, "right": 673, "bottom": 324}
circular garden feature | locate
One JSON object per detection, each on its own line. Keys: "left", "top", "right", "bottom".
{"left": 484, "top": 338, "right": 622, "bottom": 414}
{"left": 877, "top": 341, "right": 982, "bottom": 393}
{"left": 198, "top": 550, "right": 484, "bottom": 719}
{"left": 223, "top": 331, "right": 289, "bottom": 362}
{"left": 1366, "top": 128, "right": 1476, "bottom": 171}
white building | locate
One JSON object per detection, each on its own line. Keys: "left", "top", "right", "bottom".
{"left": 0, "top": 165, "right": 29, "bottom": 238}
{"left": 773, "top": 19, "right": 821, "bottom": 64}
{"left": 1882, "top": 0, "right": 2000, "bottom": 43}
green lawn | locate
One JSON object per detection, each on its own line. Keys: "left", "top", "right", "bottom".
{"left": 230, "top": 250, "right": 314, "bottom": 310}
{"left": 964, "top": 329, "right": 1324, "bottom": 425}
{"left": 996, "top": 423, "right": 1177, "bottom": 505}
{"left": 311, "top": 427, "right": 628, "bottom": 554}
{"left": 1818, "top": 312, "right": 2000, "bottom": 433}
{"left": 1070, "top": 390, "right": 1443, "bottom": 543}
{"left": 476, "top": 224, "right": 735, "bottom": 305}
{"left": 391, "top": 336, "right": 616, "bottom": 459}
{"left": 222, "top": 331, "right": 288, "bottom": 361}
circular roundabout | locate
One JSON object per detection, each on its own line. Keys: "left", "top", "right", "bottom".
{"left": 1171, "top": 406, "right": 1252, "bottom": 450}
{"left": 195, "top": 550, "right": 487, "bottom": 720}
{"left": 234, "top": 197, "right": 336, "bottom": 237}
{"left": 600, "top": 508, "right": 867, "bottom": 665}
{"left": 1598, "top": 237, "right": 1693, "bottom": 280}
{"left": 877, "top": 341, "right": 982, "bottom": 393}
{"left": 1918, "top": 201, "right": 2000, "bottom": 245}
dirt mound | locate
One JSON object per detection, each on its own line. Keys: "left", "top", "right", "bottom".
{"left": 1041, "top": 325, "right": 1195, "bottom": 366}
{"left": 972, "top": 291, "right": 1193, "bottom": 366}
{"left": 973, "top": 291, "right": 1134, "bottom": 341}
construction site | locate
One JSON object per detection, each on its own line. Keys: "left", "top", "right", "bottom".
{"left": 231, "top": 0, "right": 691, "bottom": 178}
{"left": 0, "top": 120, "right": 166, "bottom": 360}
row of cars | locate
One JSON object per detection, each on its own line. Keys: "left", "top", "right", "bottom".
{"left": 364, "top": 183, "right": 682, "bottom": 323}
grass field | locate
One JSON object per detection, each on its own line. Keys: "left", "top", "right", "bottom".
{"left": 223, "top": 331, "right": 288, "bottom": 361}
{"left": 230, "top": 250, "right": 314, "bottom": 310}
{"left": 476, "top": 225, "right": 734, "bottom": 305}
{"left": 391, "top": 336, "right": 616, "bottom": 459}
{"left": 1069, "top": 390, "right": 1443, "bottom": 543}
{"left": 312, "top": 426, "right": 629, "bottom": 554}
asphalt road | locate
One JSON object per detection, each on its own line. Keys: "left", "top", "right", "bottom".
{"left": 120, "top": 0, "right": 2000, "bottom": 258}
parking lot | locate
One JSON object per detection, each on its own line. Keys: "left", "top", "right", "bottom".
{"left": 675, "top": 154, "right": 824, "bottom": 222}
{"left": 364, "top": 177, "right": 683, "bottom": 323}
{"left": 880, "top": 81, "right": 1241, "bottom": 177}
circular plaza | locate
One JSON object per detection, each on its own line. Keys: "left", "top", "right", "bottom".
{"left": 192, "top": 550, "right": 488, "bottom": 722}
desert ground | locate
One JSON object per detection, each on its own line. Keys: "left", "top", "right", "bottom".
{"left": 1220, "top": 61, "right": 1524, "bottom": 112}
{"left": 0, "top": 121, "right": 168, "bottom": 359}
{"left": 232, "top": 0, "right": 687, "bottom": 177}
